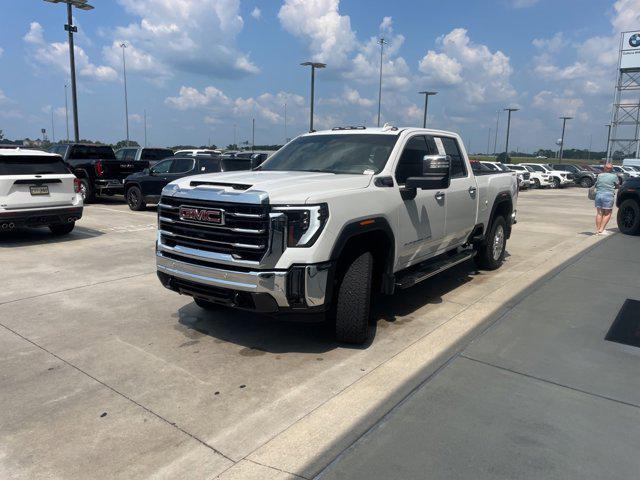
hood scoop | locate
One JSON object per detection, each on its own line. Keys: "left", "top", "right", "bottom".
{"left": 190, "top": 181, "right": 252, "bottom": 191}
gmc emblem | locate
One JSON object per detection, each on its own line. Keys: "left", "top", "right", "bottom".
{"left": 179, "top": 206, "right": 224, "bottom": 225}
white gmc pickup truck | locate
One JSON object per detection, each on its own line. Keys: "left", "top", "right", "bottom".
{"left": 156, "top": 126, "right": 518, "bottom": 343}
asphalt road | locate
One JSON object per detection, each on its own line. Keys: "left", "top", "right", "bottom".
{"left": 0, "top": 188, "right": 609, "bottom": 479}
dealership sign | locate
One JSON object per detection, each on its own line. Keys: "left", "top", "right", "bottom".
{"left": 621, "top": 32, "right": 640, "bottom": 69}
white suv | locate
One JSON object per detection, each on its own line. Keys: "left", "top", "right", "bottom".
{"left": 521, "top": 163, "right": 572, "bottom": 188}
{"left": 0, "top": 149, "right": 83, "bottom": 234}
{"left": 512, "top": 164, "right": 552, "bottom": 188}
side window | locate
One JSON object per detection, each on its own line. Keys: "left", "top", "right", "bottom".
{"left": 151, "top": 159, "right": 173, "bottom": 174}
{"left": 198, "top": 158, "right": 221, "bottom": 173}
{"left": 169, "top": 158, "right": 195, "bottom": 173}
{"left": 114, "top": 150, "right": 124, "bottom": 160}
{"left": 123, "top": 149, "right": 136, "bottom": 161}
{"left": 395, "top": 136, "right": 432, "bottom": 185}
{"left": 438, "top": 137, "right": 467, "bottom": 179}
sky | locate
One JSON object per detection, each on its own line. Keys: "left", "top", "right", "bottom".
{"left": 0, "top": 0, "right": 639, "bottom": 152}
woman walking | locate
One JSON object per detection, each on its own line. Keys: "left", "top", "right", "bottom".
{"left": 594, "top": 163, "right": 619, "bottom": 235}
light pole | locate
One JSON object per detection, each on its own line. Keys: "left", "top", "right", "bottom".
{"left": 558, "top": 116, "right": 572, "bottom": 161}
{"left": 300, "top": 62, "right": 326, "bottom": 132}
{"left": 377, "top": 38, "right": 388, "bottom": 127}
{"left": 487, "top": 128, "right": 492, "bottom": 155}
{"left": 233, "top": 123, "right": 237, "bottom": 148}
{"left": 504, "top": 108, "right": 519, "bottom": 163}
{"left": 64, "top": 84, "right": 70, "bottom": 141}
{"left": 418, "top": 91, "right": 437, "bottom": 128}
{"left": 493, "top": 110, "right": 500, "bottom": 155}
{"left": 44, "top": 0, "right": 94, "bottom": 142}
{"left": 252, "top": 118, "right": 255, "bottom": 151}
{"left": 51, "top": 109, "right": 55, "bottom": 143}
{"left": 120, "top": 43, "right": 130, "bottom": 146}
{"left": 605, "top": 124, "right": 612, "bottom": 163}
{"left": 144, "top": 109, "right": 147, "bottom": 147}
{"left": 284, "top": 103, "right": 287, "bottom": 143}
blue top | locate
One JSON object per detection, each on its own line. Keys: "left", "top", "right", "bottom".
{"left": 595, "top": 172, "right": 618, "bottom": 193}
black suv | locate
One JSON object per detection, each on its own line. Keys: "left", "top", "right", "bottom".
{"left": 50, "top": 143, "right": 148, "bottom": 202}
{"left": 549, "top": 163, "right": 595, "bottom": 188}
{"left": 123, "top": 155, "right": 254, "bottom": 210}
{"left": 616, "top": 176, "right": 640, "bottom": 235}
{"left": 114, "top": 147, "right": 175, "bottom": 167}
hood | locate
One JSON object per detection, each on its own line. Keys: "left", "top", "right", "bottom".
{"left": 165, "top": 170, "right": 373, "bottom": 204}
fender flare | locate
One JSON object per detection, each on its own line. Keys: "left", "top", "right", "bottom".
{"left": 484, "top": 192, "right": 514, "bottom": 241}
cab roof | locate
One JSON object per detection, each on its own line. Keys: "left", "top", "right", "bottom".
{"left": 0, "top": 148, "right": 59, "bottom": 157}
{"left": 303, "top": 125, "right": 460, "bottom": 138}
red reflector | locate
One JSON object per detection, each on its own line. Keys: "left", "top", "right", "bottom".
{"left": 73, "top": 178, "right": 82, "bottom": 193}
{"left": 360, "top": 219, "right": 375, "bottom": 226}
{"left": 95, "top": 160, "right": 103, "bottom": 177}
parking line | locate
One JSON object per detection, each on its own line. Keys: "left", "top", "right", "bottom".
{"left": 89, "top": 206, "right": 155, "bottom": 216}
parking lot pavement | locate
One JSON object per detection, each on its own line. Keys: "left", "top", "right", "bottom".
{"left": 319, "top": 232, "right": 640, "bottom": 480}
{"left": 0, "top": 189, "right": 613, "bottom": 479}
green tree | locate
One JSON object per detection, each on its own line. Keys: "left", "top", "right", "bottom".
{"left": 113, "top": 139, "right": 140, "bottom": 150}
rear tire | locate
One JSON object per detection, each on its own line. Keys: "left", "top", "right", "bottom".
{"left": 617, "top": 199, "right": 640, "bottom": 235}
{"left": 551, "top": 177, "right": 561, "bottom": 189}
{"left": 533, "top": 178, "right": 541, "bottom": 189}
{"left": 126, "top": 186, "right": 146, "bottom": 211}
{"left": 194, "top": 298, "right": 222, "bottom": 310}
{"left": 475, "top": 216, "right": 507, "bottom": 270}
{"left": 49, "top": 222, "right": 75, "bottom": 235}
{"left": 580, "top": 177, "right": 593, "bottom": 188}
{"left": 79, "top": 178, "right": 96, "bottom": 203}
{"left": 335, "top": 251, "right": 373, "bottom": 344}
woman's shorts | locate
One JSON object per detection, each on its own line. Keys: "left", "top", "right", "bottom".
{"left": 595, "top": 191, "right": 614, "bottom": 209}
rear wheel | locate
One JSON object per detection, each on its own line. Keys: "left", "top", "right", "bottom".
{"left": 126, "top": 185, "right": 146, "bottom": 211}
{"left": 580, "top": 177, "right": 593, "bottom": 188}
{"left": 617, "top": 199, "right": 640, "bottom": 235}
{"left": 335, "top": 251, "right": 373, "bottom": 344}
{"left": 49, "top": 222, "right": 75, "bottom": 235}
{"left": 551, "top": 177, "right": 561, "bottom": 189}
{"left": 533, "top": 178, "right": 541, "bottom": 189}
{"left": 475, "top": 216, "right": 507, "bottom": 270}
{"left": 79, "top": 178, "right": 95, "bottom": 203}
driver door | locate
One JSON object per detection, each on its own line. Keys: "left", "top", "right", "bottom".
{"left": 144, "top": 159, "right": 173, "bottom": 196}
{"left": 394, "top": 135, "right": 446, "bottom": 269}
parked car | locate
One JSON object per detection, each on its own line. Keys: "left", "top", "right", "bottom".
{"left": 622, "top": 158, "right": 640, "bottom": 170}
{"left": 50, "top": 143, "right": 148, "bottom": 202}
{"left": 123, "top": 155, "right": 254, "bottom": 210}
{"left": 620, "top": 165, "right": 640, "bottom": 178}
{"left": 549, "top": 163, "right": 596, "bottom": 188}
{"left": 482, "top": 161, "right": 529, "bottom": 189}
{"left": 513, "top": 164, "right": 552, "bottom": 188}
{"left": 0, "top": 148, "right": 83, "bottom": 234}
{"left": 520, "top": 163, "right": 573, "bottom": 188}
{"left": 114, "top": 146, "right": 174, "bottom": 167}
{"left": 156, "top": 126, "right": 518, "bottom": 344}
{"left": 616, "top": 176, "right": 640, "bottom": 235}
{"left": 174, "top": 149, "right": 222, "bottom": 156}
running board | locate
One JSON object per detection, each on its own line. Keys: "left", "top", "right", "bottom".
{"left": 395, "top": 251, "right": 476, "bottom": 290}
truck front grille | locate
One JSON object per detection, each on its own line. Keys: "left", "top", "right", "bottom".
{"left": 522, "top": 172, "right": 530, "bottom": 181}
{"left": 158, "top": 196, "right": 269, "bottom": 262}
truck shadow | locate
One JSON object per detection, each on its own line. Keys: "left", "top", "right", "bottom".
{"left": 0, "top": 226, "right": 104, "bottom": 247}
{"left": 175, "top": 258, "right": 484, "bottom": 354}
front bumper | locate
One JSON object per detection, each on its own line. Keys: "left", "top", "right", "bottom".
{"left": 156, "top": 252, "right": 332, "bottom": 313}
{"left": 0, "top": 206, "right": 83, "bottom": 229}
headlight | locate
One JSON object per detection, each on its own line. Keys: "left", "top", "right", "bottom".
{"left": 273, "top": 204, "right": 329, "bottom": 247}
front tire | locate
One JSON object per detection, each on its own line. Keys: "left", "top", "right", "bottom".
{"left": 580, "top": 177, "right": 593, "bottom": 188}
{"left": 617, "top": 199, "right": 640, "bottom": 235}
{"left": 475, "top": 216, "right": 507, "bottom": 270}
{"left": 79, "top": 178, "right": 96, "bottom": 203}
{"left": 533, "top": 178, "right": 541, "bottom": 189}
{"left": 126, "top": 186, "right": 146, "bottom": 211}
{"left": 49, "top": 222, "right": 75, "bottom": 235}
{"left": 335, "top": 251, "right": 373, "bottom": 344}
{"left": 551, "top": 177, "right": 561, "bottom": 189}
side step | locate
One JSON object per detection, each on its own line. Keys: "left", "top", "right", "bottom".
{"left": 395, "top": 250, "right": 476, "bottom": 290}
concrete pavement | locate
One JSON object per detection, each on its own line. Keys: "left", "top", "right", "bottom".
{"left": 319, "top": 232, "right": 640, "bottom": 480}
{"left": 0, "top": 189, "right": 615, "bottom": 479}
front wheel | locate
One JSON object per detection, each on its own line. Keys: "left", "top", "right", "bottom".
{"left": 49, "top": 222, "right": 75, "bottom": 235}
{"left": 580, "top": 177, "right": 593, "bottom": 188}
{"left": 335, "top": 251, "right": 373, "bottom": 344}
{"left": 533, "top": 178, "right": 541, "bottom": 189}
{"left": 617, "top": 199, "right": 640, "bottom": 235}
{"left": 475, "top": 216, "right": 507, "bottom": 270}
{"left": 126, "top": 186, "right": 146, "bottom": 211}
{"left": 551, "top": 177, "right": 561, "bottom": 189}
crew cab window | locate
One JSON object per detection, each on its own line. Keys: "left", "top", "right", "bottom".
{"left": 141, "top": 149, "right": 174, "bottom": 161}
{"left": 0, "top": 155, "right": 70, "bottom": 175}
{"left": 197, "top": 157, "right": 221, "bottom": 173}
{"left": 69, "top": 145, "right": 116, "bottom": 160}
{"left": 114, "top": 149, "right": 125, "bottom": 160}
{"left": 395, "top": 136, "right": 435, "bottom": 185}
{"left": 438, "top": 136, "right": 467, "bottom": 178}
{"left": 169, "top": 158, "right": 194, "bottom": 173}
{"left": 150, "top": 159, "right": 172, "bottom": 174}
{"left": 123, "top": 149, "right": 137, "bottom": 161}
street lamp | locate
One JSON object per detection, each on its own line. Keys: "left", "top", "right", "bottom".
{"left": 605, "top": 124, "right": 612, "bottom": 164}
{"left": 418, "top": 91, "right": 437, "bottom": 128}
{"left": 44, "top": 0, "right": 94, "bottom": 143}
{"left": 300, "top": 61, "right": 326, "bottom": 132}
{"left": 558, "top": 116, "right": 572, "bottom": 161}
{"left": 64, "top": 84, "right": 70, "bottom": 141}
{"left": 376, "top": 38, "right": 388, "bottom": 127}
{"left": 120, "top": 43, "right": 130, "bottom": 146}
{"left": 504, "top": 107, "right": 519, "bottom": 163}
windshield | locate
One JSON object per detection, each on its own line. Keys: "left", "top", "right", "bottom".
{"left": 260, "top": 134, "right": 399, "bottom": 174}
{"left": 526, "top": 164, "right": 546, "bottom": 172}
{"left": 0, "top": 155, "right": 69, "bottom": 175}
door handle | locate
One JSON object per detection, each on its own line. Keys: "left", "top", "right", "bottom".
{"left": 435, "top": 192, "right": 445, "bottom": 201}
{"left": 468, "top": 186, "right": 477, "bottom": 195}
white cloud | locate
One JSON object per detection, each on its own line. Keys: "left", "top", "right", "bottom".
{"left": 532, "top": 32, "right": 565, "bottom": 53}
{"left": 509, "top": 0, "right": 539, "bottom": 7}
{"left": 0, "top": 46, "right": 4, "bottom": 58}
{"left": 23, "top": 22, "right": 118, "bottom": 82}
{"left": 0, "top": 89, "right": 8, "bottom": 104}
{"left": 165, "top": 86, "right": 230, "bottom": 110}
{"left": 251, "top": 7, "right": 261, "bottom": 19}
{"left": 532, "top": 90, "right": 588, "bottom": 121}
{"left": 278, "top": 0, "right": 357, "bottom": 68}
{"left": 379, "top": 16, "right": 393, "bottom": 33}
{"left": 343, "top": 87, "right": 374, "bottom": 107}
{"left": 113, "top": 0, "right": 259, "bottom": 78}
{"left": 418, "top": 28, "right": 515, "bottom": 104}
{"left": 129, "top": 113, "right": 143, "bottom": 123}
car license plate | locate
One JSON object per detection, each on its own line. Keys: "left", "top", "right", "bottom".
{"left": 30, "top": 185, "right": 49, "bottom": 196}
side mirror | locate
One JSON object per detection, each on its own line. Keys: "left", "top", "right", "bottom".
{"left": 405, "top": 155, "right": 451, "bottom": 190}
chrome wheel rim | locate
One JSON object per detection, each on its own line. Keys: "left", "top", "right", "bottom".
{"left": 128, "top": 189, "right": 139, "bottom": 208}
{"left": 492, "top": 225, "right": 505, "bottom": 261}
{"left": 79, "top": 182, "right": 87, "bottom": 200}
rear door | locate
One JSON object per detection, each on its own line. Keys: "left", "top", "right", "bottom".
{"left": 394, "top": 135, "right": 446, "bottom": 268}
{"left": 141, "top": 148, "right": 174, "bottom": 167}
{"left": 0, "top": 155, "right": 76, "bottom": 209}
{"left": 437, "top": 136, "right": 478, "bottom": 246}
